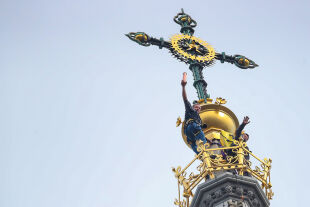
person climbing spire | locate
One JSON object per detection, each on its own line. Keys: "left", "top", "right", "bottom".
{"left": 181, "top": 72, "right": 208, "bottom": 154}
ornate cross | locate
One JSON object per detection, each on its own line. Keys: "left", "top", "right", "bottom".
{"left": 126, "top": 9, "right": 258, "bottom": 101}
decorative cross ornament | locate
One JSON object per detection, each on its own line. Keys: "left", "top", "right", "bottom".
{"left": 126, "top": 9, "right": 258, "bottom": 101}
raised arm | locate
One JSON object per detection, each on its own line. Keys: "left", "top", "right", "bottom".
{"left": 235, "top": 116, "right": 250, "bottom": 139}
{"left": 181, "top": 72, "right": 188, "bottom": 102}
{"left": 181, "top": 80, "right": 188, "bottom": 101}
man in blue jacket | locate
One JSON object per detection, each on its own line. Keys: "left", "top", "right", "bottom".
{"left": 181, "top": 79, "right": 208, "bottom": 154}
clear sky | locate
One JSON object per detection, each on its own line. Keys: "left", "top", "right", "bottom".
{"left": 1, "top": 0, "right": 310, "bottom": 207}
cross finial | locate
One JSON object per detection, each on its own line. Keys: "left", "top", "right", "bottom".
{"left": 126, "top": 10, "right": 259, "bottom": 102}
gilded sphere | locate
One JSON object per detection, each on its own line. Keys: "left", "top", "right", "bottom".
{"left": 182, "top": 103, "right": 239, "bottom": 148}
{"left": 238, "top": 58, "right": 250, "bottom": 67}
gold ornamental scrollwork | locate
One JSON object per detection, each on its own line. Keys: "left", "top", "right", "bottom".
{"left": 170, "top": 34, "right": 216, "bottom": 66}
{"left": 172, "top": 140, "right": 273, "bottom": 207}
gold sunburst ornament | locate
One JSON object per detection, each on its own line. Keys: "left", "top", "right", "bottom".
{"left": 170, "top": 34, "right": 216, "bottom": 66}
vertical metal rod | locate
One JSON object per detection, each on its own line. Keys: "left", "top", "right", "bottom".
{"left": 186, "top": 197, "right": 189, "bottom": 207}
{"left": 189, "top": 64, "right": 208, "bottom": 101}
{"left": 178, "top": 181, "right": 180, "bottom": 207}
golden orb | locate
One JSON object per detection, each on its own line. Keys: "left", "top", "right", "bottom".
{"left": 182, "top": 103, "right": 239, "bottom": 148}
{"left": 135, "top": 34, "right": 148, "bottom": 42}
{"left": 238, "top": 58, "right": 250, "bottom": 67}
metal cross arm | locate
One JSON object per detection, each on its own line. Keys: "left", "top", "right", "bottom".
{"left": 215, "top": 52, "right": 258, "bottom": 69}
{"left": 125, "top": 32, "right": 258, "bottom": 70}
{"left": 125, "top": 9, "right": 258, "bottom": 101}
{"left": 125, "top": 32, "right": 171, "bottom": 49}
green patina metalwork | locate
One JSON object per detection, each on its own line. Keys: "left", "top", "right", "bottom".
{"left": 174, "top": 9, "right": 209, "bottom": 100}
{"left": 173, "top": 8, "right": 196, "bottom": 36}
{"left": 189, "top": 63, "right": 209, "bottom": 100}
{"left": 125, "top": 9, "right": 258, "bottom": 102}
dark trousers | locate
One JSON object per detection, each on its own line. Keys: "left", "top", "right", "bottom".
{"left": 185, "top": 122, "right": 207, "bottom": 154}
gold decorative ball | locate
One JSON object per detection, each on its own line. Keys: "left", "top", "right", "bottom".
{"left": 238, "top": 58, "right": 250, "bottom": 67}
{"left": 181, "top": 103, "right": 239, "bottom": 148}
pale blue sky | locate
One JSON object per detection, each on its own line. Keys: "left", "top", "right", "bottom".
{"left": 1, "top": 0, "right": 310, "bottom": 207}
